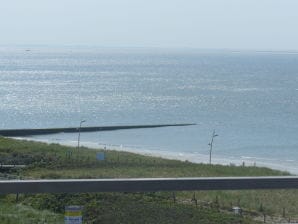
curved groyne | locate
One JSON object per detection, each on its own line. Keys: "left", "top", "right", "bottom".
{"left": 0, "top": 123, "right": 196, "bottom": 137}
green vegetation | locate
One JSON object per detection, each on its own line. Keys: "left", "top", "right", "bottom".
{"left": 0, "top": 202, "right": 63, "bottom": 224}
{"left": 0, "top": 137, "right": 287, "bottom": 179}
{"left": 0, "top": 137, "right": 297, "bottom": 223}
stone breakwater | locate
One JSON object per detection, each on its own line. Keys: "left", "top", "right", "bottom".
{"left": 0, "top": 123, "right": 196, "bottom": 137}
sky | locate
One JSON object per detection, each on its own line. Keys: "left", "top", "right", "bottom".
{"left": 1, "top": 0, "right": 298, "bottom": 50}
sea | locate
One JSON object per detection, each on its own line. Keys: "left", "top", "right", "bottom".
{"left": 0, "top": 46, "right": 298, "bottom": 173}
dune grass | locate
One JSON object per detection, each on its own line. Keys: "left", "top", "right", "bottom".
{"left": 0, "top": 137, "right": 287, "bottom": 178}
{"left": 0, "top": 137, "right": 297, "bottom": 222}
{"left": 0, "top": 201, "right": 63, "bottom": 224}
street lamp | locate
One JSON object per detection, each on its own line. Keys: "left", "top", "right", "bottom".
{"left": 208, "top": 130, "right": 218, "bottom": 165}
{"left": 77, "top": 120, "right": 86, "bottom": 150}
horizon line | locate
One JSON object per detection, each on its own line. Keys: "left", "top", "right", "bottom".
{"left": 1, "top": 44, "right": 298, "bottom": 54}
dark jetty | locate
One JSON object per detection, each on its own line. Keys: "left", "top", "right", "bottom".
{"left": 0, "top": 123, "right": 196, "bottom": 137}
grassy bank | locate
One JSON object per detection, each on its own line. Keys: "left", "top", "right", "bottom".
{"left": 0, "top": 137, "right": 297, "bottom": 223}
{"left": 0, "top": 202, "right": 63, "bottom": 224}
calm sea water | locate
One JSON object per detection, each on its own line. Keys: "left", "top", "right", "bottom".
{"left": 1, "top": 46, "right": 298, "bottom": 172}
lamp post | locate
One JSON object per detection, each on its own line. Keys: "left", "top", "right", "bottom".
{"left": 208, "top": 130, "right": 218, "bottom": 165}
{"left": 77, "top": 120, "right": 86, "bottom": 150}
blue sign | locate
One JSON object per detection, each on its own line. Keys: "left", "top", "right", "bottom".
{"left": 96, "top": 152, "right": 105, "bottom": 161}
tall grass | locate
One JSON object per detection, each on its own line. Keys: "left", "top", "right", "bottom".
{"left": 0, "top": 202, "right": 63, "bottom": 224}
{"left": 1, "top": 137, "right": 297, "bottom": 222}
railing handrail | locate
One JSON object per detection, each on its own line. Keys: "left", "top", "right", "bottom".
{"left": 0, "top": 176, "right": 297, "bottom": 194}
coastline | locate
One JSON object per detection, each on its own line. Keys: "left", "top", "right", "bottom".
{"left": 14, "top": 136, "right": 297, "bottom": 175}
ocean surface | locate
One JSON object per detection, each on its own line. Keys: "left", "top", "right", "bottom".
{"left": 1, "top": 46, "right": 298, "bottom": 173}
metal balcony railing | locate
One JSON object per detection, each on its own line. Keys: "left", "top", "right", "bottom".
{"left": 1, "top": 176, "right": 298, "bottom": 194}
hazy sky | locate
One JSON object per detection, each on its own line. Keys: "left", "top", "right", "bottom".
{"left": 1, "top": 0, "right": 298, "bottom": 50}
